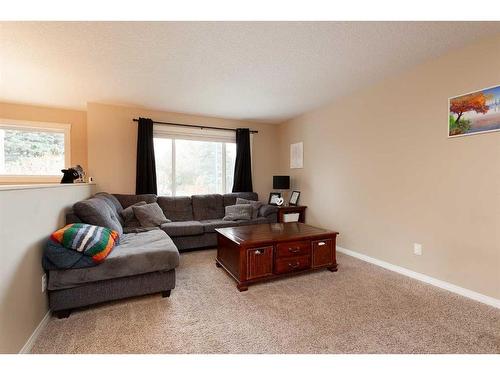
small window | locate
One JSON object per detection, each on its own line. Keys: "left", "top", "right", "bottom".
{"left": 0, "top": 119, "right": 71, "bottom": 182}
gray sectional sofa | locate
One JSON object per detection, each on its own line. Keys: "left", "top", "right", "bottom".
{"left": 46, "top": 192, "right": 277, "bottom": 318}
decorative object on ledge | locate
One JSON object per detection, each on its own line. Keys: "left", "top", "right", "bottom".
{"left": 60, "top": 165, "right": 85, "bottom": 184}
{"left": 268, "top": 192, "right": 282, "bottom": 206}
{"left": 277, "top": 205, "right": 307, "bottom": 223}
{"left": 449, "top": 84, "right": 500, "bottom": 137}
{"left": 289, "top": 190, "right": 300, "bottom": 206}
{"left": 290, "top": 142, "right": 303, "bottom": 168}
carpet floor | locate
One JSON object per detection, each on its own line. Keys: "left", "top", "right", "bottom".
{"left": 31, "top": 250, "right": 500, "bottom": 354}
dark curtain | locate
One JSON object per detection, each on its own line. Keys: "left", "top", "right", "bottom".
{"left": 135, "top": 117, "right": 157, "bottom": 194}
{"left": 232, "top": 128, "right": 253, "bottom": 192}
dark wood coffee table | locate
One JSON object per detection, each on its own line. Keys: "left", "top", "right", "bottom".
{"left": 215, "top": 223, "right": 339, "bottom": 291}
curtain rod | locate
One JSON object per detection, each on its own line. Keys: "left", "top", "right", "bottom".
{"left": 132, "top": 118, "right": 258, "bottom": 134}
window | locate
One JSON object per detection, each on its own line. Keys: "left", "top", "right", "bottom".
{"left": 153, "top": 126, "right": 238, "bottom": 196}
{"left": 0, "top": 119, "right": 71, "bottom": 182}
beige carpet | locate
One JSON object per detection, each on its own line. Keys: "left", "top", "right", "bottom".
{"left": 31, "top": 250, "right": 499, "bottom": 354}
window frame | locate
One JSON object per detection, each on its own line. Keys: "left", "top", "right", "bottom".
{"left": 0, "top": 118, "right": 71, "bottom": 183}
{"left": 153, "top": 125, "right": 238, "bottom": 196}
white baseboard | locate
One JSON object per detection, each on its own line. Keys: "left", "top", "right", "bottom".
{"left": 337, "top": 246, "right": 500, "bottom": 309}
{"left": 19, "top": 310, "right": 51, "bottom": 354}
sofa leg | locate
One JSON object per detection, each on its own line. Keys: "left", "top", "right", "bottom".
{"left": 55, "top": 309, "right": 71, "bottom": 319}
{"left": 161, "top": 290, "right": 171, "bottom": 298}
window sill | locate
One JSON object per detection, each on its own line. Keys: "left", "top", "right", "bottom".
{"left": 0, "top": 182, "right": 95, "bottom": 192}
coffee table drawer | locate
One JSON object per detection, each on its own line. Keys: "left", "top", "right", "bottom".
{"left": 274, "top": 255, "right": 311, "bottom": 274}
{"left": 276, "top": 240, "right": 311, "bottom": 258}
{"left": 246, "top": 246, "right": 273, "bottom": 280}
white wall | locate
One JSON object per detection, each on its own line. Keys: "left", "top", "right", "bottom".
{"left": 0, "top": 183, "right": 94, "bottom": 353}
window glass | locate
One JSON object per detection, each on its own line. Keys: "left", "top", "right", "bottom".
{"left": 0, "top": 128, "right": 65, "bottom": 175}
{"left": 154, "top": 137, "right": 236, "bottom": 196}
{"left": 153, "top": 138, "right": 173, "bottom": 196}
{"left": 225, "top": 142, "right": 236, "bottom": 193}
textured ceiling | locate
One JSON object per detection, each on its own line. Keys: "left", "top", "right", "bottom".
{"left": 1, "top": 22, "right": 500, "bottom": 123}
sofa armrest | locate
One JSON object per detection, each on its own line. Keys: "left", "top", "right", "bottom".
{"left": 259, "top": 204, "right": 278, "bottom": 218}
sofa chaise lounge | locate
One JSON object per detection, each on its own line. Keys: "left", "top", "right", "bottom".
{"left": 46, "top": 192, "right": 277, "bottom": 317}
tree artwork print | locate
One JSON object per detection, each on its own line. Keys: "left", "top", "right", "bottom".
{"left": 449, "top": 85, "right": 500, "bottom": 137}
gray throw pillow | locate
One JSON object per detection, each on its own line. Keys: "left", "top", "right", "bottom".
{"left": 223, "top": 204, "right": 253, "bottom": 221}
{"left": 236, "top": 197, "right": 262, "bottom": 219}
{"left": 132, "top": 202, "right": 171, "bottom": 227}
{"left": 120, "top": 201, "right": 147, "bottom": 228}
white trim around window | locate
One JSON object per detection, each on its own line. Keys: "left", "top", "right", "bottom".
{"left": 0, "top": 118, "right": 71, "bottom": 183}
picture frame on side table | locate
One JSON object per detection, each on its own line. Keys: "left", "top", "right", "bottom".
{"left": 268, "top": 192, "right": 282, "bottom": 206}
{"left": 289, "top": 191, "right": 300, "bottom": 206}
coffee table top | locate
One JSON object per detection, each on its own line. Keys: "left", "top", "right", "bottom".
{"left": 215, "top": 222, "right": 338, "bottom": 246}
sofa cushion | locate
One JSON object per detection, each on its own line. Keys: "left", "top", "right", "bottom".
{"left": 223, "top": 204, "right": 253, "bottom": 221}
{"left": 236, "top": 197, "right": 262, "bottom": 219}
{"left": 73, "top": 198, "right": 123, "bottom": 236}
{"left": 247, "top": 217, "right": 272, "bottom": 225}
{"left": 192, "top": 194, "right": 224, "bottom": 220}
{"left": 259, "top": 204, "right": 279, "bottom": 217}
{"left": 113, "top": 194, "right": 157, "bottom": 209}
{"left": 222, "top": 192, "right": 259, "bottom": 207}
{"left": 120, "top": 201, "right": 147, "bottom": 227}
{"left": 94, "top": 192, "right": 124, "bottom": 225}
{"left": 94, "top": 192, "right": 123, "bottom": 215}
{"left": 157, "top": 196, "right": 194, "bottom": 221}
{"left": 47, "top": 230, "right": 179, "bottom": 290}
{"left": 200, "top": 219, "right": 240, "bottom": 233}
{"left": 160, "top": 221, "right": 204, "bottom": 237}
{"left": 133, "top": 202, "right": 171, "bottom": 227}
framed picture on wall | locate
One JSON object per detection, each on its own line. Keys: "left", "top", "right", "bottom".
{"left": 289, "top": 191, "right": 300, "bottom": 206}
{"left": 449, "top": 84, "right": 500, "bottom": 137}
{"left": 290, "top": 142, "right": 303, "bottom": 168}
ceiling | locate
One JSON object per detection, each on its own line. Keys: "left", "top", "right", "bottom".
{"left": 1, "top": 22, "right": 500, "bottom": 123}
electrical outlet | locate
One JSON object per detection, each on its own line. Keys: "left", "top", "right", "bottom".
{"left": 41, "top": 273, "right": 47, "bottom": 293}
{"left": 413, "top": 243, "right": 423, "bottom": 256}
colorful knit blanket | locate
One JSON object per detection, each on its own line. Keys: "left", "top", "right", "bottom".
{"left": 43, "top": 223, "right": 119, "bottom": 270}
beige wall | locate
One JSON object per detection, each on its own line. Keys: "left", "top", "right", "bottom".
{"left": 277, "top": 35, "right": 500, "bottom": 299}
{"left": 0, "top": 102, "right": 88, "bottom": 173}
{"left": 0, "top": 184, "right": 94, "bottom": 353}
{"left": 87, "top": 102, "right": 279, "bottom": 199}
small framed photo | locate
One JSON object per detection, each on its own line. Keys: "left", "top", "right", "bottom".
{"left": 268, "top": 192, "right": 282, "bottom": 206}
{"left": 289, "top": 191, "right": 300, "bottom": 206}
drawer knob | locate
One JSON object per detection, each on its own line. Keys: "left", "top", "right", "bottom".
{"left": 254, "top": 249, "right": 263, "bottom": 255}
{"left": 288, "top": 247, "right": 300, "bottom": 253}
{"left": 318, "top": 242, "right": 326, "bottom": 246}
{"left": 288, "top": 262, "right": 300, "bottom": 269}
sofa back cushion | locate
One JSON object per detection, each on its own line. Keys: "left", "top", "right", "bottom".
{"left": 73, "top": 197, "right": 123, "bottom": 235}
{"left": 94, "top": 192, "right": 123, "bottom": 213}
{"left": 113, "top": 193, "right": 157, "bottom": 209}
{"left": 192, "top": 194, "right": 225, "bottom": 220}
{"left": 157, "top": 196, "right": 194, "bottom": 221}
{"left": 222, "top": 192, "right": 258, "bottom": 207}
